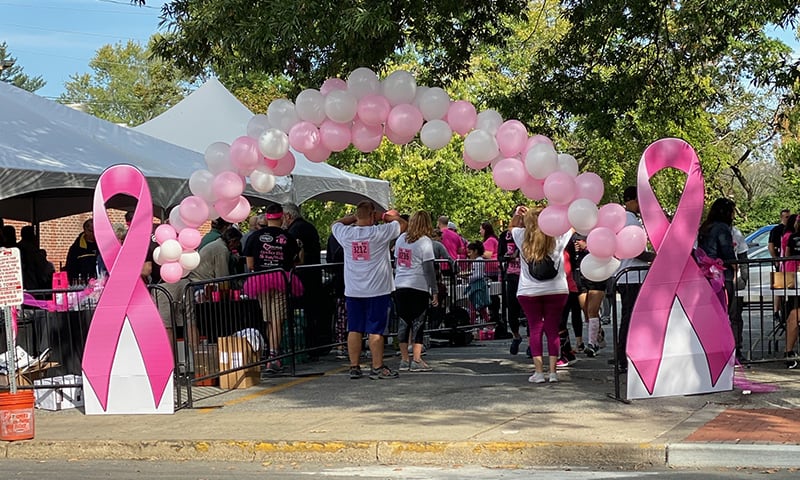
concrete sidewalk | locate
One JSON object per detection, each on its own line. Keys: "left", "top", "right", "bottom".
{"left": 5, "top": 339, "right": 800, "bottom": 468}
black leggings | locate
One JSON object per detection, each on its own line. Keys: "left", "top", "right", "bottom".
{"left": 561, "top": 291, "right": 582, "bottom": 337}
{"left": 394, "top": 288, "right": 429, "bottom": 344}
{"left": 505, "top": 274, "right": 522, "bottom": 334}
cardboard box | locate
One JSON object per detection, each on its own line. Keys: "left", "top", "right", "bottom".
{"left": 0, "top": 362, "right": 59, "bottom": 387}
{"left": 33, "top": 374, "right": 84, "bottom": 411}
{"left": 194, "top": 343, "right": 219, "bottom": 387}
{"left": 217, "top": 336, "right": 259, "bottom": 389}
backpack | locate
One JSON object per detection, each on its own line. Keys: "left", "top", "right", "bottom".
{"left": 527, "top": 255, "right": 560, "bottom": 281}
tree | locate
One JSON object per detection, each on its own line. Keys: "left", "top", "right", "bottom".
{"left": 58, "top": 40, "right": 192, "bottom": 127}
{"left": 0, "top": 42, "right": 45, "bottom": 92}
{"left": 144, "top": 0, "right": 528, "bottom": 95}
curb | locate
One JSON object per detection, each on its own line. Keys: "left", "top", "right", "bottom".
{"left": 3, "top": 440, "right": 666, "bottom": 467}
{"left": 667, "top": 443, "right": 800, "bottom": 468}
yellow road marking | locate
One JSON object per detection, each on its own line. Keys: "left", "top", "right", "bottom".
{"left": 198, "top": 366, "right": 348, "bottom": 412}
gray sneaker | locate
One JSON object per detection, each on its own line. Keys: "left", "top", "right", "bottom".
{"left": 369, "top": 365, "right": 399, "bottom": 380}
{"left": 409, "top": 360, "right": 432, "bottom": 372}
{"left": 398, "top": 360, "right": 410, "bottom": 371}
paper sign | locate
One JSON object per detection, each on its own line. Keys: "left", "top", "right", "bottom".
{"left": 0, "top": 248, "right": 23, "bottom": 307}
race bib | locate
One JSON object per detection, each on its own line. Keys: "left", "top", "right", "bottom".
{"left": 397, "top": 247, "right": 412, "bottom": 268}
{"left": 352, "top": 241, "right": 370, "bottom": 261}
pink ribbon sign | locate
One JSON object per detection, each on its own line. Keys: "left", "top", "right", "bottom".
{"left": 628, "top": 138, "right": 735, "bottom": 396}
{"left": 82, "top": 165, "right": 174, "bottom": 411}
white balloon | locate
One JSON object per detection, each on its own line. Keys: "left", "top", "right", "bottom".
{"left": 250, "top": 165, "right": 276, "bottom": 193}
{"left": 347, "top": 67, "right": 381, "bottom": 99}
{"left": 168, "top": 206, "right": 187, "bottom": 233}
{"left": 152, "top": 246, "right": 162, "bottom": 265}
{"left": 413, "top": 85, "right": 430, "bottom": 108}
{"left": 580, "top": 254, "right": 621, "bottom": 282}
{"left": 382, "top": 70, "right": 417, "bottom": 106}
{"left": 525, "top": 143, "right": 559, "bottom": 179}
{"left": 258, "top": 128, "right": 290, "bottom": 160}
{"left": 267, "top": 99, "right": 299, "bottom": 134}
{"left": 567, "top": 198, "right": 599, "bottom": 234}
{"left": 204, "top": 142, "right": 233, "bottom": 174}
{"left": 179, "top": 251, "right": 201, "bottom": 271}
{"left": 295, "top": 89, "right": 327, "bottom": 125}
{"left": 189, "top": 169, "right": 217, "bottom": 203}
{"left": 246, "top": 114, "right": 271, "bottom": 139}
{"left": 418, "top": 87, "right": 451, "bottom": 121}
{"left": 207, "top": 202, "right": 220, "bottom": 221}
{"left": 419, "top": 119, "right": 453, "bottom": 150}
{"left": 476, "top": 109, "right": 503, "bottom": 135}
{"left": 324, "top": 89, "right": 358, "bottom": 123}
{"left": 159, "top": 239, "right": 183, "bottom": 263}
{"left": 557, "top": 153, "right": 580, "bottom": 177}
{"left": 464, "top": 129, "right": 499, "bottom": 163}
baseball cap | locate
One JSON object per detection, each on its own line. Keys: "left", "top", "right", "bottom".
{"left": 447, "top": 221, "right": 457, "bottom": 231}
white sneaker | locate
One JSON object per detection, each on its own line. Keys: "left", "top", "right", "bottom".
{"left": 528, "top": 372, "right": 546, "bottom": 384}
{"left": 548, "top": 372, "right": 558, "bottom": 383}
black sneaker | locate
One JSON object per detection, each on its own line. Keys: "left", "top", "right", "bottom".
{"left": 584, "top": 344, "right": 597, "bottom": 358}
{"left": 349, "top": 366, "right": 363, "bottom": 379}
{"left": 510, "top": 337, "right": 522, "bottom": 355}
{"left": 786, "top": 352, "right": 798, "bottom": 370}
{"left": 577, "top": 342, "right": 585, "bottom": 353}
{"left": 369, "top": 365, "right": 399, "bottom": 380}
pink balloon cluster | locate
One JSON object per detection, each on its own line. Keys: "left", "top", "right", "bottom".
{"left": 151, "top": 223, "right": 203, "bottom": 283}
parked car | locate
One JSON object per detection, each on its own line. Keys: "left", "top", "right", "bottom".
{"left": 745, "top": 224, "right": 777, "bottom": 254}
{"left": 739, "top": 245, "right": 776, "bottom": 304}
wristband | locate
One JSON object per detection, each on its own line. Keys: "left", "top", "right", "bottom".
{"left": 381, "top": 212, "right": 388, "bottom": 222}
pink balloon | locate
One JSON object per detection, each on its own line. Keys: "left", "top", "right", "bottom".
{"left": 160, "top": 261, "right": 184, "bottom": 283}
{"left": 356, "top": 94, "right": 391, "bottom": 126}
{"left": 385, "top": 124, "right": 415, "bottom": 145}
{"left": 447, "top": 100, "right": 477, "bottom": 136}
{"left": 463, "top": 151, "right": 491, "bottom": 170}
{"left": 178, "top": 228, "right": 202, "bottom": 251}
{"left": 319, "top": 119, "right": 352, "bottom": 152}
{"left": 492, "top": 158, "right": 525, "bottom": 190}
{"left": 351, "top": 119, "right": 384, "bottom": 152}
{"left": 305, "top": 143, "right": 332, "bottom": 163}
{"left": 154, "top": 224, "right": 177, "bottom": 244}
{"left": 574, "top": 172, "right": 605, "bottom": 203}
{"left": 288, "top": 121, "right": 321, "bottom": 154}
{"left": 386, "top": 104, "right": 423, "bottom": 138}
{"left": 229, "top": 136, "right": 261, "bottom": 175}
{"left": 586, "top": 227, "right": 617, "bottom": 259}
{"left": 525, "top": 134, "right": 554, "bottom": 152}
{"left": 615, "top": 225, "right": 648, "bottom": 259}
{"left": 264, "top": 156, "right": 279, "bottom": 170}
{"left": 217, "top": 196, "right": 251, "bottom": 224}
{"left": 179, "top": 195, "right": 211, "bottom": 228}
{"left": 596, "top": 203, "right": 627, "bottom": 233}
{"left": 520, "top": 175, "right": 546, "bottom": 200}
{"left": 271, "top": 151, "right": 295, "bottom": 176}
{"left": 320, "top": 77, "right": 347, "bottom": 96}
{"left": 496, "top": 120, "right": 528, "bottom": 157}
{"left": 212, "top": 171, "right": 245, "bottom": 200}
{"left": 537, "top": 205, "right": 571, "bottom": 236}
{"left": 213, "top": 197, "right": 239, "bottom": 214}
{"left": 543, "top": 171, "right": 577, "bottom": 206}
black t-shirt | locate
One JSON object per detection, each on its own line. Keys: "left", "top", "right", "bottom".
{"left": 769, "top": 224, "right": 786, "bottom": 250}
{"left": 243, "top": 226, "right": 299, "bottom": 272}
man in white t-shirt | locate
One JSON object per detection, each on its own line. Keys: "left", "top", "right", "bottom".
{"left": 332, "top": 201, "right": 407, "bottom": 380}
{"left": 614, "top": 186, "right": 656, "bottom": 374}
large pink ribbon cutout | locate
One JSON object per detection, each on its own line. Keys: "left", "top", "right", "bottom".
{"left": 82, "top": 165, "right": 173, "bottom": 411}
{"left": 628, "top": 138, "right": 735, "bottom": 395}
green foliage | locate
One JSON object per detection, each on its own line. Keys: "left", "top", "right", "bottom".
{"left": 58, "top": 40, "right": 192, "bottom": 126}
{"left": 150, "top": 0, "right": 528, "bottom": 96}
{"left": 0, "top": 42, "right": 45, "bottom": 92}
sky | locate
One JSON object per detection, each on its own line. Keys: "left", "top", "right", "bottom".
{"left": 2, "top": 1, "right": 799, "bottom": 101}
{"left": 2, "top": 0, "right": 169, "bottom": 99}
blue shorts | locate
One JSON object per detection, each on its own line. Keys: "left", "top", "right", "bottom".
{"left": 345, "top": 294, "right": 392, "bottom": 335}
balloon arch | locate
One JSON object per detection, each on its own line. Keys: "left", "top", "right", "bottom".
{"left": 151, "top": 67, "right": 646, "bottom": 283}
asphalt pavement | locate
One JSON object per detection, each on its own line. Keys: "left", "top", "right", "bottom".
{"left": 5, "top": 336, "right": 800, "bottom": 469}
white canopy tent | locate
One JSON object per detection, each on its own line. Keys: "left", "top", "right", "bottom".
{"left": 134, "top": 78, "right": 392, "bottom": 208}
{"left": 0, "top": 81, "right": 212, "bottom": 223}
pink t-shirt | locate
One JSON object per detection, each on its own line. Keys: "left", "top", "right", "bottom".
{"left": 441, "top": 228, "right": 465, "bottom": 260}
{"left": 483, "top": 236, "right": 499, "bottom": 275}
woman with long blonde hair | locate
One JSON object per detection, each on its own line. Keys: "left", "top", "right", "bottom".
{"left": 511, "top": 206, "right": 573, "bottom": 383}
{"left": 394, "top": 210, "right": 438, "bottom": 372}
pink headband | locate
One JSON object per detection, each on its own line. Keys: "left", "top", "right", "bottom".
{"left": 265, "top": 213, "right": 283, "bottom": 220}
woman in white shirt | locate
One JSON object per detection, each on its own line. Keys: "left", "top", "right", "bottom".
{"left": 394, "top": 211, "right": 439, "bottom": 372}
{"left": 512, "top": 206, "right": 573, "bottom": 383}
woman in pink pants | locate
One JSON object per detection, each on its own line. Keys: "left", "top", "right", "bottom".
{"left": 511, "top": 206, "right": 573, "bottom": 383}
